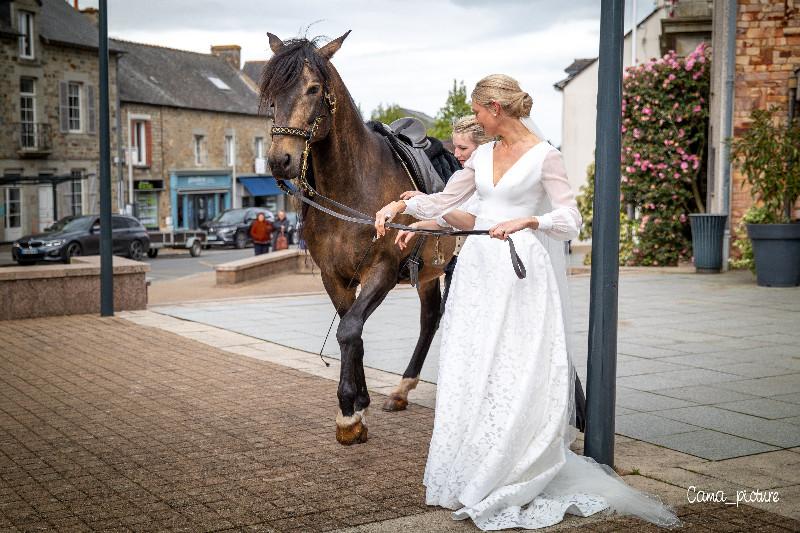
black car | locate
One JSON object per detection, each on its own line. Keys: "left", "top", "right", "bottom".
{"left": 11, "top": 214, "right": 151, "bottom": 265}
{"left": 202, "top": 207, "right": 274, "bottom": 248}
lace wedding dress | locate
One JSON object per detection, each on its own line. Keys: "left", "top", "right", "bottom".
{"left": 402, "top": 135, "right": 680, "bottom": 530}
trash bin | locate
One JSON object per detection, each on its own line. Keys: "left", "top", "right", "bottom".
{"left": 689, "top": 214, "right": 727, "bottom": 273}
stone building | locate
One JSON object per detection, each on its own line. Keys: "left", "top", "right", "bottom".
{"left": 0, "top": 0, "right": 121, "bottom": 242}
{"left": 707, "top": 0, "right": 800, "bottom": 262}
{"left": 114, "top": 40, "right": 276, "bottom": 231}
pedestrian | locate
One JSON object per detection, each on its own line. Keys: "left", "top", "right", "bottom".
{"left": 249, "top": 212, "right": 272, "bottom": 255}
{"left": 375, "top": 74, "right": 678, "bottom": 531}
{"left": 272, "top": 210, "right": 290, "bottom": 251}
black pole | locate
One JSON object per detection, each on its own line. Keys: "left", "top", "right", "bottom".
{"left": 584, "top": 0, "right": 625, "bottom": 467}
{"left": 98, "top": 0, "right": 113, "bottom": 316}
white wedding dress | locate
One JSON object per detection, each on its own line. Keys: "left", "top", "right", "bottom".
{"left": 403, "top": 135, "right": 680, "bottom": 531}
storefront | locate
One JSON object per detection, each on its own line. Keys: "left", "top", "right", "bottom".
{"left": 133, "top": 179, "right": 163, "bottom": 230}
{"left": 170, "top": 171, "right": 231, "bottom": 230}
{"left": 238, "top": 175, "right": 286, "bottom": 212}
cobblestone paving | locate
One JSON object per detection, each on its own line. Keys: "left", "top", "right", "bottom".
{"left": 1, "top": 316, "right": 798, "bottom": 532}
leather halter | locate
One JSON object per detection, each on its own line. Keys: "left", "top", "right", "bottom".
{"left": 269, "top": 89, "right": 337, "bottom": 196}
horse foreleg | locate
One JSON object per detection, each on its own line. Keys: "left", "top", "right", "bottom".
{"left": 335, "top": 262, "right": 397, "bottom": 445}
{"left": 383, "top": 277, "right": 442, "bottom": 412}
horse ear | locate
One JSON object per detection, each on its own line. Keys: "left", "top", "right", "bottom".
{"left": 318, "top": 30, "right": 351, "bottom": 60}
{"left": 267, "top": 32, "right": 285, "bottom": 54}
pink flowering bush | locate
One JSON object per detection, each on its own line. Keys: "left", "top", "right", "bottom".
{"left": 619, "top": 43, "right": 710, "bottom": 266}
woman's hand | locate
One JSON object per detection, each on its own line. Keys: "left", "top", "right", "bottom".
{"left": 374, "top": 200, "right": 407, "bottom": 238}
{"left": 395, "top": 220, "right": 439, "bottom": 250}
{"left": 489, "top": 217, "right": 538, "bottom": 240}
{"left": 400, "top": 190, "right": 423, "bottom": 200}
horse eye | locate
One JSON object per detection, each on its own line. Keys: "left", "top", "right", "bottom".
{"left": 306, "top": 86, "right": 321, "bottom": 95}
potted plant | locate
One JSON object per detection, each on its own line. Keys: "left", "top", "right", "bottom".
{"left": 729, "top": 108, "right": 800, "bottom": 287}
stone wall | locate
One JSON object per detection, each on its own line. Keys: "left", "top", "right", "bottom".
{"left": 731, "top": 1, "right": 800, "bottom": 227}
{"left": 120, "top": 103, "right": 272, "bottom": 229}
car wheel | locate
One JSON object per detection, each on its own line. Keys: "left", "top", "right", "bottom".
{"left": 190, "top": 240, "right": 202, "bottom": 257}
{"left": 63, "top": 242, "right": 82, "bottom": 263}
{"left": 146, "top": 248, "right": 159, "bottom": 258}
{"left": 128, "top": 240, "right": 144, "bottom": 261}
{"left": 234, "top": 231, "right": 247, "bottom": 249}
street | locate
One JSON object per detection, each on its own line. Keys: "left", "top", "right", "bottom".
{"left": 144, "top": 246, "right": 254, "bottom": 283}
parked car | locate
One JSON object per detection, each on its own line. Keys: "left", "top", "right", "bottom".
{"left": 202, "top": 207, "right": 274, "bottom": 248}
{"left": 284, "top": 211, "right": 302, "bottom": 245}
{"left": 12, "top": 214, "right": 151, "bottom": 265}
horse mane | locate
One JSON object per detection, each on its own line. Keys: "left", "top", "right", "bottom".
{"left": 258, "top": 37, "right": 331, "bottom": 114}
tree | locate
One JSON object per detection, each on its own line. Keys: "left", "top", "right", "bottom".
{"left": 370, "top": 103, "right": 406, "bottom": 124}
{"left": 428, "top": 80, "right": 472, "bottom": 140}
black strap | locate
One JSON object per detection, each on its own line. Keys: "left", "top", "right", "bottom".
{"left": 279, "top": 180, "right": 527, "bottom": 280}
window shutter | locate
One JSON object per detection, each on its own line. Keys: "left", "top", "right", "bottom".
{"left": 59, "top": 82, "right": 69, "bottom": 132}
{"left": 87, "top": 85, "right": 96, "bottom": 134}
{"left": 145, "top": 121, "right": 152, "bottom": 167}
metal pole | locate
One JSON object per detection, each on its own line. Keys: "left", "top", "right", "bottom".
{"left": 584, "top": 0, "right": 625, "bottom": 467}
{"left": 631, "top": 0, "right": 637, "bottom": 65}
{"left": 98, "top": 0, "right": 113, "bottom": 316}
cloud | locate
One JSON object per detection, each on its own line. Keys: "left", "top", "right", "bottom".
{"left": 79, "top": 0, "right": 608, "bottom": 144}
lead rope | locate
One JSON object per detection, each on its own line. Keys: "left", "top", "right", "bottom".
{"left": 317, "top": 236, "right": 377, "bottom": 367}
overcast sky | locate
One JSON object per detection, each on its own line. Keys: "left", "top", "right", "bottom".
{"left": 79, "top": 0, "right": 656, "bottom": 145}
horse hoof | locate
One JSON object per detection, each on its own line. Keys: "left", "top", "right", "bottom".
{"left": 382, "top": 394, "right": 408, "bottom": 412}
{"left": 336, "top": 420, "right": 368, "bottom": 445}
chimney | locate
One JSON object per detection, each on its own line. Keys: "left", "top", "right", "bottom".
{"left": 80, "top": 7, "right": 98, "bottom": 26}
{"left": 211, "top": 45, "right": 241, "bottom": 70}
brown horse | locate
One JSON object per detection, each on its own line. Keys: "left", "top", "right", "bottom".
{"left": 261, "top": 31, "right": 455, "bottom": 445}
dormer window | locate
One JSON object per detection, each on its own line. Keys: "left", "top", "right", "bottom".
{"left": 18, "top": 11, "right": 34, "bottom": 59}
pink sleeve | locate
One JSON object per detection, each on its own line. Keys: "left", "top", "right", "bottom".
{"left": 536, "top": 150, "right": 582, "bottom": 241}
{"left": 402, "top": 149, "right": 477, "bottom": 220}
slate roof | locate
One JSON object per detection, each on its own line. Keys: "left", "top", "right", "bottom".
{"left": 242, "top": 60, "right": 266, "bottom": 85}
{"left": 39, "top": 0, "right": 121, "bottom": 52}
{"left": 553, "top": 58, "right": 597, "bottom": 90}
{"left": 113, "top": 39, "right": 260, "bottom": 116}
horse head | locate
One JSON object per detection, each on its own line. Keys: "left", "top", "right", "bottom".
{"left": 261, "top": 31, "right": 351, "bottom": 182}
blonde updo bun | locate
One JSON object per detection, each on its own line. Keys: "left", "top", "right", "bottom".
{"left": 472, "top": 74, "right": 532, "bottom": 118}
{"left": 452, "top": 115, "right": 492, "bottom": 145}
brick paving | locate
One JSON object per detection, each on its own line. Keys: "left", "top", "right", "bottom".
{"left": 0, "top": 315, "right": 798, "bottom": 532}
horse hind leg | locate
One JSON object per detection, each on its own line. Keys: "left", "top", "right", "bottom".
{"left": 383, "top": 277, "right": 442, "bottom": 412}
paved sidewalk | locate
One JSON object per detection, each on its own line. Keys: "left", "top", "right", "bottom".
{"left": 152, "top": 270, "right": 800, "bottom": 461}
{"left": 1, "top": 313, "right": 799, "bottom": 531}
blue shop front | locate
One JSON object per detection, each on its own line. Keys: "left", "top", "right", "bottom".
{"left": 170, "top": 171, "right": 231, "bottom": 229}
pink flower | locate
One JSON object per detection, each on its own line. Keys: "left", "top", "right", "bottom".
{"left": 679, "top": 214, "right": 687, "bottom": 223}
{"left": 633, "top": 128, "right": 642, "bottom": 139}
{"left": 678, "top": 129, "right": 686, "bottom": 138}
{"left": 693, "top": 105, "right": 702, "bottom": 113}
{"left": 680, "top": 161, "right": 689, "bottom": 171}
{"left": 673, "top": 172, "right": 681, "bottom": 179}
{"left": 642, "top": 107, "right": 652, "bottom": 115}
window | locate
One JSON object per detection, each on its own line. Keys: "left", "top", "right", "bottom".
{"left": 131, "top": 120, "right": 148, "bottom": 166}
{"left": 255, "top": 137, "right": 264, "bottom": 158}
{"left": 20, "top": 78, "right": 36, "bottom": 149}
{"left": 4, "top": 188, "right": 21, "bottom": 228}
{"left": 69, "top": 172, "right": 83, "bottom": 216}
{"left": 207, "top": 76, "right": 231, "bottom": 90}
{"left": 67, "top": 82, "right": 81, "bottom": 132}
{"left": 194, "top": 135, "right": 205, "bottom": 165}
{"left": 18, "top": 11, "right": 34, "bottom": 59}
{"left": 224, "top": 135, "right": 235, "bottom": 166}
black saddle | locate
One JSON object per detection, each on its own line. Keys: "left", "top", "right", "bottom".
{"left": 367, "top": 118, "right": 460, "bottom": 194}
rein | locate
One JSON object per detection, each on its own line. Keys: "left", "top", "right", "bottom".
{"left": 269, "top": 88, "right": 527, "bottom": 280}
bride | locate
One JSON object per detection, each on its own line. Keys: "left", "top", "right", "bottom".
{"left": 374, "top": 74, "right": 680, "bottom": 530}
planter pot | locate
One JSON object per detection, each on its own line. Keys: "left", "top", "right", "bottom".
{"left": 689, "top": 214, "right": 727, "bottom": 273}
{"left": 746, "top": 223, "right": 800, "bottom": 287}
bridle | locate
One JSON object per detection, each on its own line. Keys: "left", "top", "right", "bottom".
{"left": 270, "top": 88, "right": 337, "bottom": 197}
